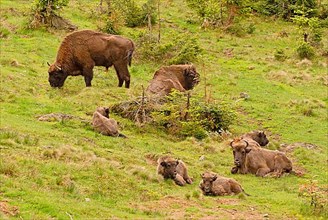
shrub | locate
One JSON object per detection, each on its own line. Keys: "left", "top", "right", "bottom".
{"left": 137, "top": 31, "right": 202, "bottom": 64}
{"left": 151, "top": 92, "right": 235, "bottom": 139}
{"left": 299, "top": 180, "right": 328, "bottom": 217}
{"left": 296, "top": 42, "right": 315, "bottom": 59}
{"left": 101, "top": 11, "right": 124, "bottom": 34}
{"left": 274, "top": 49, "right": 287, "bottom": 61}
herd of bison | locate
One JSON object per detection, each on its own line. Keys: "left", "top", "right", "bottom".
{"left": 47, "top": 29, "right": 295, "bottom": 197}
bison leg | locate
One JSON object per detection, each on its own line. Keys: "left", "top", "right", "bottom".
{"left": 83, "top": 66, "right": 94, "bottom": 87}
{"left": 174, "top": 174, "right": 186, "bottom": 186}
{"left": 255, "top": 167, "right": 271, "bottom": 177}
{"left": 114, "top": 62, "right": 130, "bottom": 88}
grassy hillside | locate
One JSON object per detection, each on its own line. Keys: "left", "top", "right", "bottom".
{"left": 1, "top": 0, "right": 327, "bottom": 219}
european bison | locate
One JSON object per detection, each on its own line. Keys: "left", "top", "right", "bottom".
{"left": 199, "top": 171, "right": 246, "bottom": 196}
{"left": 157, "top": 156, "right": 193, "bottom": 186}
{"left": 241, "top": 130, "right": 269, "bottom": 147}
{"left": 48, "top": 30, "right": 134, "bottom": 88}
{"left": 230, "top": 138, "right": 292, "bottom": 177}
{"left": 92, "top": 107, "right": 126, "bottom": 137}
{"left": 146, "top": 64, "right": 200, "bottom": 96}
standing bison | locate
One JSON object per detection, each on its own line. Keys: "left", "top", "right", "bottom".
{"left": 157, "top": 156, "right": 193, "bottom": 186}
{"left": 48, "top": 30, "right": 134, "bottom": 88}
{"left": 199, "top": 171, "right": 246, "bottom": 196}
{"left": 230, "top": 138, "right": 292, "bottom": 177}
{"left": 146, "top": 64, "right": 200, "bottom": 96}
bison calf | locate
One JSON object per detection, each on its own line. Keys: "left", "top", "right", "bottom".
{"left": 92, "top": 107, "right": 126, "bottom": 138}
{"left": 230, "top": 138, "right": 292, "bottom": 177}
{"left": 199, "top": 171, "right": 246, "bottom": 196}
{"left": 48, "top": 30, "right": 134, "bottom": 88}
{"left": 146, "top": 64, "right": 200, "bottom": 96}
{"left": 157, "top": 156, "right": 193, "bottom": 186}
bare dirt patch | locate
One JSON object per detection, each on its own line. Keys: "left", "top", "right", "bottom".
{"left": 0, "top": 200, "right": 19, "bottom": 217}
{"left": 132, "top": 195, "right": 273, "bottom": 219}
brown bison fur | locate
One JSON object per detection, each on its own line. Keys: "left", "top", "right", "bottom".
{"left": 146, "top": 64, "right": 200, "bottom": 96}
{"left": 48, "top": 30, "right": 134, "bottom": 88}
{"left": 92, "top": 107, "right": 126, "bottom": 138}
{"left": 230, "top": 138, "right": 292, "bottom": 177}
{"left": 157, "top": 156, "right": 193, "bottom": 186}
{"left": 241, "top": 130, "right": 269, "bottom": 147}
{"left": 199, "top": 171, "right": 245, "bottom": 196}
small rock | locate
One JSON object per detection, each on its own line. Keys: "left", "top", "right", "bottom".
{"left": 248, "top": 66, "right": 255, "bottom": 70}
{"left": 85, "top": 198, "right": 91, "bottom": 202}
{"left": 240, "top": 92, "right": 250, "bottom": 99}
{"left": 199, "top": 155, "right": 205, "bottom": 161}
{"left": 263, "top": 213, "right": 269, "bottom": 218}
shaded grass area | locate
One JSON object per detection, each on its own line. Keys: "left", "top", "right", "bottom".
{"left": 1, "top": 0, "right": 327, "bottom": 219}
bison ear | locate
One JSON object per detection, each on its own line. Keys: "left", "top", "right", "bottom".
{"left": 212, "top": 174, "right": 217, "bottom": 181}
{"left": 200, "top": 173, "right": 204, "bottom": 178}
{"left": 230, "top": 141, "right": 235, "bottom": 148}
{"left": 160, "top": 161, "right": 167, "bottom": 167}
{"left": 245, "top": 147, "right": 252, "bottom": 154}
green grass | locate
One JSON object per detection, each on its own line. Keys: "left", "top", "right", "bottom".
{"left": 1, "top": 0, "right": 327, "bottom": 219}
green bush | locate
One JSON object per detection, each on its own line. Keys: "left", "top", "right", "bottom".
{"left": 151, "top": 92, "right": 235, "bottom": 140}
{"left": 137, "top": 31, "right": 202, "bottom": 64}
{"left": 274, "top": 49, "right": 287, "bottom": 61}
{"left": 296, "top": 42, "right": 315, "bottom": 59}
{"left": 112, "top": 0, "right": 157, "bottom": 28}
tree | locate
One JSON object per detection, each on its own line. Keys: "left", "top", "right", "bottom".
{"left": 30, "top": 0, "right": 77, "bottom": 30}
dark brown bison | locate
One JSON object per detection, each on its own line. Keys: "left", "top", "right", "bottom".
{"left": 92, "top": 107, "right": 126, "bottom": 138}
{"left": 48, "top": 30, "right": 134, "bottom": 88}
{"left": 146, "top": 64, "right": 200, "bottom": 96}
{"left": 199, "top": 171, "right": 247, "bottom": 196}
{"left": 157, "top": 156, "right": 193, "bottom": 186}
{"left": 230, "top": 138, "right": 292, "bottom": 177}
{"left": 241, "top": 130, "right": 269, "bottom": 147}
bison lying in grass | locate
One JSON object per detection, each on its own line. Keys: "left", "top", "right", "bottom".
{"left": 146, "top": 64, "right": 200, "bottom": 96}
{"left": 199, "top": 171, "right": 247, "bottom": 196}
{"left": 48, "top": 30, "right": 134, "bottom": 88}
{"left": 157, "top": 156, "right": 193, "bottom": 186}
{"left": 230, "top": 138, "right": 292, "bottom": 177}
{"left": 92, "top": 107, "right": 126, "bottom": 138}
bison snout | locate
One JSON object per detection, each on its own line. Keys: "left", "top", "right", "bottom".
{"left": 234, "top": 160, "right": 241, "bottom": 167}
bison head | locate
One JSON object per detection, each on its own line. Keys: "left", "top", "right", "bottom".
{"left": 48, "top": 62, "right": 68, "bottom": 88}
{"left": 230, "top": 139, "right": 251, "bottom": 168}
{"left": 96, "top": 107, "right": 110, "bottom": 118}
{"left": 160, "top": 159, "right": 179, "bottom": 179}
{"left": 183, "top": 65, "right": 200, "bottom": 90}
{"left": 253, "top": 131, "right": 269, "bottom": 146}
{"left": 200, "top": 172, "right": 217, "bottom": 195}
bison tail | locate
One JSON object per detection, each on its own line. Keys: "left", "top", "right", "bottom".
{"left": 242, "top": 189, "right": 251, "bottom": 196}
{"left": 127, "top": 49, "right": 133, "bottom": 66}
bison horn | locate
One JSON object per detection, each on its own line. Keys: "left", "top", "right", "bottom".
{"left": 243, "top": 140, "right": 249, "bottom": 147}
{"left": 55, "top": 64, "right": 62, "bottom": 71}
{"left": 47, "top": 62, "right": 51, "bottom": 66}
{"left": 230, "top": 141, "right": 235, "bottom": 148}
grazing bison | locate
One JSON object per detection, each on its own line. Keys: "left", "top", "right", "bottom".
{"left": 199, "top": 171, "right": 246, "bottom": 196}
{"left": 230, "top": 138, "right": 292, "bottom": 177}
{"left": 241, "top": 130, "right": 269, "bottom": 147}
{"left": 157, "top": 156, "right": 193, "bottom": 186}
{"left": 92, "top": 107, "right": 126, "bottom": 138}
{"left": 48, "top": 30, "right": 134, "bottom": 88}
{"left": 146, "top": 64, "right": 200, "bottom": 96}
